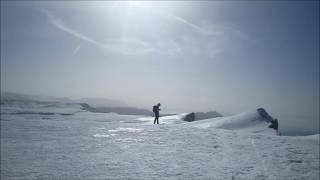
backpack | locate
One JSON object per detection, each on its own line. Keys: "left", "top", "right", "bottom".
{"left": 152, "top": 105, "right": 157, "bottom": 113}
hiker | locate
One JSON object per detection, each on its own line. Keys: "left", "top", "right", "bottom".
{"left": 153, "top": 103, "right": 161, "bottom": 124}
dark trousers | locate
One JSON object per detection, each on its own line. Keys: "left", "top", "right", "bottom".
{"left": 154, "top": 113, "right": 159, "bottom": 124}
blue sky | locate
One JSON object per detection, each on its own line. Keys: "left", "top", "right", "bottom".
{"left": 1, "top": 1, "right": 319, "bottom": 127}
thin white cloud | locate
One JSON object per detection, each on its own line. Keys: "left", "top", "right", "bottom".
{"left": 43, "top": 10, "right": 154, "bottom": 55}
{"left": 148, "top": 8, "right": 247, "bottom": 40}
{"left": 43, "top": 9, "right": 229, "bottom": 58}
{"left": 103, "top": 37, "right": 155, "bottom": 55}
{"left": 149, "top": 9, "right": 224, "bottom": 36}
{"left": 167, "top": 13, "right": 223, "bottom": 36}
{"left": 169, "top": 12, "right": 248, "bottom": 39}
{"left": 43, "top": 10, "right": 102, "bottom": 47}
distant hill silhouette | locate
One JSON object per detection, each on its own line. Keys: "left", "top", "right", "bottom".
{"left": 80, "top": 103, "right": 153, "bottom": 116}
{"left": 1, "top": 92, "right": 221, "bottom": 117}
{"left": 183, "top": 111, "right": 223, "bottom": 122}
{"left": 75, "top": 97, "right": 127, "bottom": 108}
{"left": 1, "top": 92, "right": 127, "bottom": 109}
{"left": 194, "top": 111, "right": 223, "bottom": 120}
{"left": 1, "top": 92, "right": 70, "bottom": 103}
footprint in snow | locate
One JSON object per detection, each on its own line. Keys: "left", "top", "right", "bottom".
{"left": 288, "top": 160, "right": 303, "bottom": 163}
{"left": 213, "top": 145, "right": 220, "bottom": 149}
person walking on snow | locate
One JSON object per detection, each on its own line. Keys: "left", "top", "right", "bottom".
{"left": 153, "top": 103, "right": 161, "bottom": 124}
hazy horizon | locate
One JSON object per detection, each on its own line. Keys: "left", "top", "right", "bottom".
{"left": 1, "top": 1, "right": 319, "bottom": 129}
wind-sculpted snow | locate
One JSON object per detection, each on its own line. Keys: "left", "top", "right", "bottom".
{"left": 190, "top": 110, "right": 275, "bottom": 134}
{"left": 137, "top": 110, "right": 275, "bottom": 134}
{"left": 1, "top": 100, "right": 319, "bottom": 179}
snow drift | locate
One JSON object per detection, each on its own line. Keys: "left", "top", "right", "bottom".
{"left": 137, "top": 108, "right": 276, "bottom": 134}
{"left": 190, "top": 109, "right": 276, "bottom": 134}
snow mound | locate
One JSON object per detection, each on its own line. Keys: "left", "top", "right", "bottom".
{"left": 190, "top": 109, "right": 275, "bottom": 134}
{"left": 137, "top": 109, "right": 276, "bottom": 134}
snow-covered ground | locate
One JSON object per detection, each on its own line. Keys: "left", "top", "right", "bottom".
{"left": 1, "top": 102, "right": 319, "bottom": 179}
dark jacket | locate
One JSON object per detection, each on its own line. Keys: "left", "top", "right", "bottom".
{"left": 153, "top": 105, "right": 160, "bottom": 114}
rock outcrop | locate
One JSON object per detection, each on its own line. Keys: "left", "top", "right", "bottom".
{"left": 183, "top": 111, "right": 223, "bottom": 122}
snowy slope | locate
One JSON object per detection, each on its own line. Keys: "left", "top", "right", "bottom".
{"left": 1, "top": 101, "right": 319, "bottom": 179}
{"left": 137, "top": 110, "right": 275, "bottom": 134}
{"left": 190, "top": 110, "right": 276, "bottom": 134}
{"left": 136, "top": 113, "right": 188, "bottom": 124}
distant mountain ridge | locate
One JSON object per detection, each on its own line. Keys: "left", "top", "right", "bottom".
{"left": 183, "top": 111, "right": 223, "bottom": 122}
{"left": 1, "top": 92, "right": 70, "bottom": 103}
{"left": 1, "top": 92, "right": 223, "bottom": 117}
{"left": 74, "top": 97, "right": 127, "bottom": 108}
{"left": 1, "top": 92, "right": 151, "bottom": 116}
{"left": 80, "top": 103, "right": 153, "bottom": 116}
{"left": 1, "top": 92, "right": 127, "bottom": 108}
